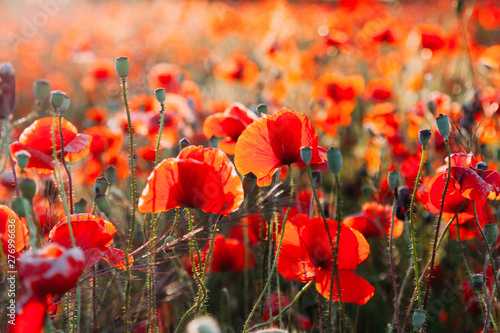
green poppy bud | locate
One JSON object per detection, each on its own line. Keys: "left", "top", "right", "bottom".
{"left": 257, "top": 104, "right": 268, "bottom": 116}
{"left": 115, "top": 57, "right": 130, "bottom": 78}
{"left": 74, "top": 198, "right": 88, "bottom": 214}
{"left": 300, "top": 146, "right": 312, "bottom": 165}
{"left": 58, "top": 94, "right": 70, "bottom": 114}
{"left": 20, "top": 178, "right": 36, "bottom": 200}
{"left": 326, "top": 148, "right": 342, "bottom": 176}
{"left": 93, "top": 176, "right": 110, "bottom": 196}
{"left": 50, "top": 90, "right": 66, "bottom": 109}
{"left": 163, "top": 235, "right": 176, "bottom": 248}
{"left": 484, "top": 223, "right": 498, "bottom": 248}
{"left": 388, "top": 170, "right": 401, "bottom": 192}
{"left": 33, "top": 79, "right": 50, "bottom": 101}
{"left": 105, "top": 166, "right": 117, "bottom": 185}
{"left": 0, "top": 62, "right": 15, "bottom": 120}
{"left": 155, "top": 88, "right": 166, "bottom": 103}
{"left": 427, "top": 101, "right": 436, "bottom": 114}
{"left": 243, "top": 172, "right": 257, "bottom": 196}
{"left": 15, "top": 150, "right": 31, "bottom": 170}
{"left": 476, "top": 161, "right": 488, "bottom": 171}
{"left": 209, "top": 136, "right": 220, "bottom": 148}
{"left": 179, "top": 138, "right": 190, "bottom": 151}
{"left": 263, "top": 207, "right": 275, "bottom": 222}
{"left": 418, "top": 129, "right": 432, "bottom": 148}
{"left": 412, "top": 308, "right": 426, "bottom": 330}
{"left": 436, "top": 114, "right": 450, "bottom": 141}
{"left": 12, "top": 197, "right": 31, "bottom": 218}
{"left": 471, "top": 273, "right": 484, "bottom": 290}
{"left": 95, "top": 193, "right": 111, "bottom": 215}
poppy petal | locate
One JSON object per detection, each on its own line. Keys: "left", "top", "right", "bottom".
{"left": 63, "top": 133, "right": 92, "bottom": 162}
{"left": 15, "top": 292, "right": 47, "bottom": 333}
{"left": 10, "top": 142, "right": 55, "bottom": 174}
{"left": 450, "top": 166, "right": 491, "bottom": 200}
{"left": 315, "top": 269, "right": 375, "bottom": 305}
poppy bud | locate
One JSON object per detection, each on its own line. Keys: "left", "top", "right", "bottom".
{"left": 93, "top": 176, "right": 110, "bottom": 196}
{"left": 418, "top": 129, "right": 432, "bottom": 148}
{"left": 209, "top": 135, "right": 220, "bottom": 148}
{"left": 105, "top": 166, "right": 117, "bottom": 185}
{"left": 311, "top": 170, "right": 322, "bottom": 188}
{"left": 484, "top": 223, "right": 498, "bottom": 248}
{"left": 12, "top": 197, "right": 31, "bottom": 218}
{"left": 387, "top": 170, "right": 401, "bottom": 192}
{"left": 476, "top": 161, "right": 488, "bottom": 171}
{"left": 412, "top": 308, "right": 426, "bottom": 330}
{"left": 436, "top": 114, "right": 450, "bottom": 141}
{"left": 471, "top": 273, "right": 484, "bottom": 290}
{"left": 20, "top": 178, "right": 36, "bottom": 200}
{"left": 0, "top": 62, "right": 15, "bottom": 119}
{"left": 263, "top": 207, "right": 275, "bottom": 222}
{"left": 95, "top": 193, "right": 111, "bottom": 215}
{"left": 155, "top": 88, "right": 166, "bottom": 103}
{"left": 186, "top": 316, "right": 221, "bottom": 333}
{"left": 179, "top": 138, "right": 190, "bottom": 150}
{"left": 326, "top": 148, "right": 342, "bottom": 176}
{"left": 15, "top": 150, "right": 31, "bottom": 170}
{"left": 300, "top": 146, "right": 312, "bottom": 165}
{"left": 50, "top": 90, "right": 66, "bottom": 109}
{"left": 74, "top": 198, "right": 87, "bottom": 214}
{"left": 257, "top": 104, "right": 268, "bottom": 116}
{"left": 163, "top": 235, "right": 176, "bottom": 247}
{"left": 115, "top": 57, "right": 130, "bottom": 78}
{"left": 243, "top": 172, "right": 257, "bottom": 196}
{"left": 33, "top": 79, "right": 50, "bottom": 101}
{"left": 427, "top": 101, "right": 436, "bottom": 114}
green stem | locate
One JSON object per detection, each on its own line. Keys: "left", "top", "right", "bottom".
{"left": 389, "top": 191, "right": 399, "bottom": 333}
{"left": 58, "top": 114, "right": 73, "bottom": 214}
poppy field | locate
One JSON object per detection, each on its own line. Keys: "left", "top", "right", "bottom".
{"left": 2, "top": 0, "right": 500, "bottom": 332}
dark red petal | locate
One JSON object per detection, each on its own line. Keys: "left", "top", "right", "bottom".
{"left": 478, "top": 169, "right": 500, "bottom": 197}
{"left": 450, "top": 166, "right": 491, "bottom": 200}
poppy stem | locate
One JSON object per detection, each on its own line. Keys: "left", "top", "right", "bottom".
{"left": 424, "top": 140, "right": 451, "bottom": 310}
{"left": 58, "top": 114, "right": 73, "bottom": 214}
{"left": 389, "top": 189, "right": 399, "bottom": 333}
{"left": 243, "top": 165, "right": 294, "bottom": 333}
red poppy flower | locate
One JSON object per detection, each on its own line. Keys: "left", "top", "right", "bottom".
{"left": 235, "top": 108, "right": 324, "bottom": 187}
{"left": 186, "top": 234, "right": 255, "bottom": 274}
{"left": 363, "top": 77, "right": 392, "bottom": 102}
{"left": 0, "top": 204, "right": 27, "bottom": 259}
{"left": 419, "top": 24, "right": 446, "bottom": 52}
{"left": 343, "top": 202, "right": 404, "bottom": 238}
{"left": 138, "top": 146, "right": 244, "bottom": 216}
{"left": 49, "top": 214, "right": 130, "bottom": 270}
{"left": 203, "top": 102, "right": 258, "bottom": 155}
{"left": 16, "top": 243, "right": 84, "bottom": 333}
{"left": 10, "top": 117, "right": 92, "bottom": 174}
{"left": 147, "top": 63, "right": 183, "bottom": 93}
{"left": 213, "top": 53, "right": 259, "bottom": 85}
{"left": 277, "top": 214, "right": 374, "bottom": 305}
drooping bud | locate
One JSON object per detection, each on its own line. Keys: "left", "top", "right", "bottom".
{"left": 15, "top": 150, "right": 31, "bottom": 170}
{"left": 256, "top": 104, "right": 268, "bottom": 116}
{"left": 476, "top": 161, "right": 488, "bottom": 171}
{"left": 471, "top": 273, "right": 484, "bottom": 291}
{"left": 50, "top": 90, "right": 66, "bottom": 109}
{"left": 326, "top": 148, "right": 342, "bottom": 176}
{"left": 12, "top": 197, "right": 31, "bottom": 218}
{"left": 93, "top": 176, "right": 110, "bottom": 196}
{"left": 20, "top": 178, "right": 36, "bottom": 200}
{"left": 186, "top": 316, "right": 221, "bottom": 333}
{"left": 418, "top": 129, "right": 432, "bottom": 149}
{"left": 115, "top": 57, "right": 130, "bottom": 78}
{"left": 33, "top": 79, "right": 50, "bottom": 101}
{"left": 243, "top": 172, "right": 257, "bottom": 196}
{"left": 209, "top": 136, "right": 219, "bottom": 148}
{"left": 179, "top": 138, "right": 190, "bottom": 151}
{"left": 0, "top": 62, "right": 15, "bottom": 119}
{"left": 388, "top": 170, "right": 401, "bottom": 192}
{"left": 155, "top": 88, "right": 166, "bottom": 103}
{"left": 300, "top": 146, "right": 312, "bottom": 165}
{"left": 484, "top": 223, "right": 498, "bottom": 248}
{"left": 412, "top": 308, "right": 426, "bottom": 330}
{"left": 74, "top": 198, "right": 87, "bottom": 214}
{"left": 105, "top": 166, "right": 117, "bottom": 185}
{"left": 436, "top": 114, "right": 450, "bottom": 141}
{"left": 95, "top": 193, "right": 111, "bottom": 215}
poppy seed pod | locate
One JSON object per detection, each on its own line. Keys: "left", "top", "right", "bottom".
{"left": 186, "top": 316, "right": 221, "bottom": 333}
{"left": 471, "top": 273, "right": 484, "bottom": 290}
{"left": 154, "top": 88, "right": 166, "bottom": 103}
{"left": 0, "top": 62, "right": 15, "bottom": 119}
{"left": 93, "top": 176, "right": 110, "bottom": 196}
{"left": 179, "top": 138, "right": 190, "bottom": 150}
{"left": 12, "top": 197, "right": 31, "bottom": 218}
{"left": 163, "top": 235, "right": 175, "bottom": 246}
{"left": 412, "top": 308, "right": 426, "bottom": 330}
{"left": 418, "top": 129, "right": 432, "bottom": 148}
{"left": 243, "top": 172, "right": 257, "bottom": 195}
{"left": 50, "top": 90, "right": 66, "bottom": 109}
{"left": 436, "top": 114, "right": 450, "bottom": 141}
{"left": 476, "top": 161, "right": 488, "bottom": 171}
{"left": 33, "top": 79, "right": 50, "bottom": 101}
{"left": 484, "top": 223, "right": 498, "bottom": 248}
{"left": 257, "top": 104, "right": 268, "bottom": 116}
{"left": 300, "top": 146, "right": 313, "bottom": 165}
{"left": 15, "top": 150, "right": 31, "bottom": 170}
{"left": 326, "top": 148, "right": 342, "bottom": 176}
{"left": 74, "top": 198, "right": 88, "bottom": 214}
{"left": 95, "top": 193, "right": 111, "bottom": 215}
{"left": 115, "top": 57, "right": 130, "bottom": 78}
{"left": 20, "top": 178, "right": 36, "bottom": 200}
{"left": 387, "top": 170, "right": 401, "bottom": 192}
{"left": 58, "top": 95, "right": 70, "bottom": 114}
{"left": 105, "top": 166, "right": 117, "bottom": 185}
